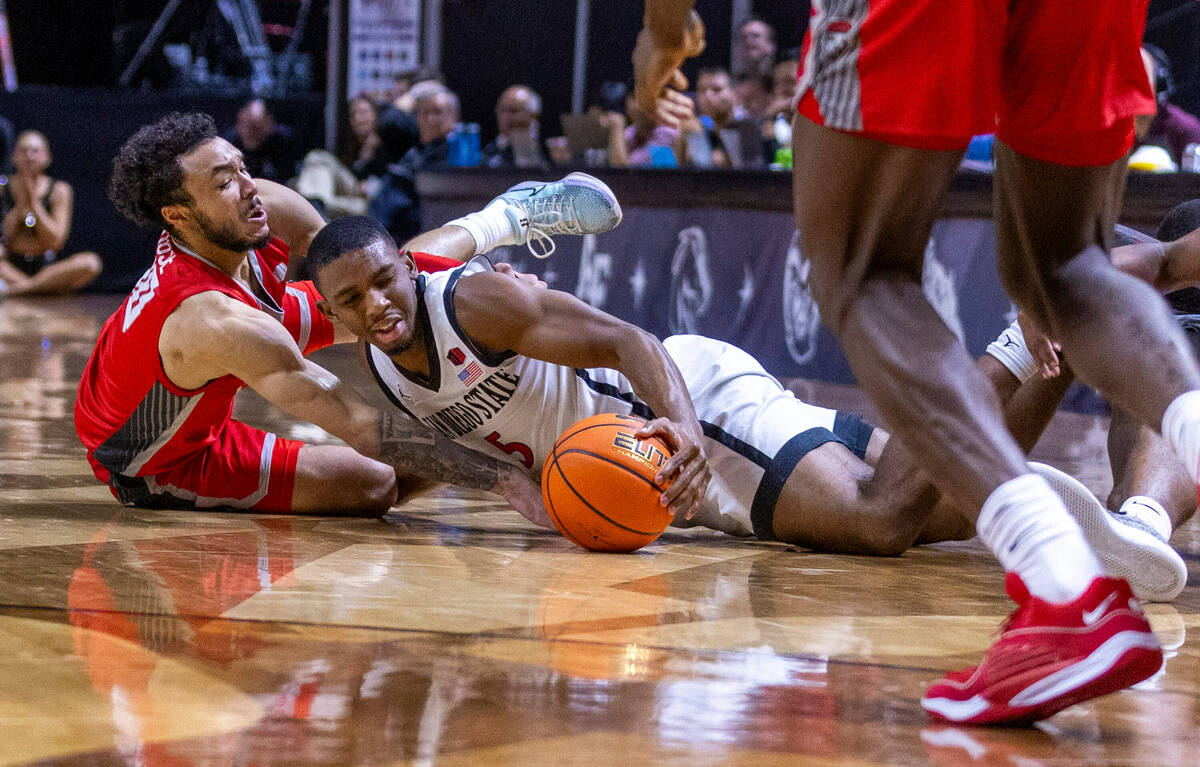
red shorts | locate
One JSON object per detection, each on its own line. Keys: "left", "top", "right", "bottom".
{"left": 796, "top": 0, "right": 1154, "bottom": 165}
{"left": 103, "top": 279, "right": 334, "bottom": 512}
{"left": 108, "top": 420, "right": 303, "bottom": 512}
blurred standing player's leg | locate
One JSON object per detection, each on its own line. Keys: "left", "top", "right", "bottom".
{"left": 634, "top": 1, "right": 1166, "bottom": 725}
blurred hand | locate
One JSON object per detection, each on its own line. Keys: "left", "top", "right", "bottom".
{"left": 632, "top": 10, "right": 705, "bottom": 129}
{"left": 636, "top": 417, "right": 711, "bottom": 520}
{"left": 1018, "top": 311, "right": 1062, "bottom": 379}
{"left": 598, "top": 111, "right": 628, "bottom": 133}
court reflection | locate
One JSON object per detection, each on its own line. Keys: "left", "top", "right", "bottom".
{"left": 0, "top": 296, "right": 106, "bottom": 462}
{"left": 0, "top": 292, "right": 1196, "bottom": 765}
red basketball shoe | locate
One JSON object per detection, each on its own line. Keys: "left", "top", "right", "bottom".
{"left": 921, "top": 573, "right": 1162, "bottom": 725}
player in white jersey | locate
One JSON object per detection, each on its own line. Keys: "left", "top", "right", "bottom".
{"left": 308, "top": 215, "right": 1006, "bottom": 553}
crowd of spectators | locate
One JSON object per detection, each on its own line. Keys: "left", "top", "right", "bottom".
{"left": 266, "top": 13, "right": 1199, "bottom": 243}
{"left": 6, "top": 14, "right": 1199, "bottom": 292}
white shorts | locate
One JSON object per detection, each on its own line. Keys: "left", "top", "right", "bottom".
{"left": 664, "top": 336, "right": 875, "bottom": 539}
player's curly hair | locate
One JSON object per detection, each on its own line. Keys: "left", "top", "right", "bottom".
{"left": 108, "top": 112, "right": 218, "bottom": 229}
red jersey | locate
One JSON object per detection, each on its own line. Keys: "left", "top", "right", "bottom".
{"left": 75, "top": 233, "right": 462, "bottom": 503}
{"left": 74, "top": 232, "right": 325, "bottom": 492}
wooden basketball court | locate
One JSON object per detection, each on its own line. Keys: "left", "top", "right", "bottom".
{"left": 1, "top": 294, "right": 1196, "bottom": 766}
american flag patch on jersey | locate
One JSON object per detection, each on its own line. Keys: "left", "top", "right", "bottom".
{"left": 457, "top": 361, "right": 483, "bottom": 386}
{"left": 446, "top": 347, "right": 466, "bottom": 365}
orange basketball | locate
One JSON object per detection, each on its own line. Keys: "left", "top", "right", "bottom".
{"left": 541, "top": 413, "right": 675, "bottom": 552}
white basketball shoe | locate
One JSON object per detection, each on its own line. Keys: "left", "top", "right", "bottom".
{"left": 494, "top": 172, "right": 622, "bottom": 258}
{"left": 1028, "top": 461, "right": 1188, "bottom": 602}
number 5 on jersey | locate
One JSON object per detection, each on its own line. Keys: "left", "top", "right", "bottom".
{"left": 485, "top": 431, "right": 534, "bottom": 469}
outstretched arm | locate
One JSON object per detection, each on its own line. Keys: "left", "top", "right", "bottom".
{"left": 633, "top": 1, "right": 705, "bottom": 127}
{"left": 452, "top": 271, "right": 712, "bottom": 518}
{"left": 160, "top": 293, "right": 551, "bottom": 526}
{"left": 1113, "top": 227, "right": 1200, "bottom": 294}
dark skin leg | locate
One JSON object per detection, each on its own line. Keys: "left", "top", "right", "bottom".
{"left": 1107, "top": 407, "right": 1196, "bottom": 530}
{"left": 792, "top": 116, "right": 1028, "bottom": 519}
{"left": 772, "top": 354, "right": 1072, "bottom": 553}
{"left": 992, "top": 141, "right": 1200, "bottom": 430}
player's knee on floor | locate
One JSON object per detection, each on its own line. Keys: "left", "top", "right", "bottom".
{"left": 359, "top": 463, "right": 399, "bottom": 515}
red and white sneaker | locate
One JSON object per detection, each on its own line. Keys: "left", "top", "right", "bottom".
{"left": 921, "top": 573, "right": 1162, "bottom": 725}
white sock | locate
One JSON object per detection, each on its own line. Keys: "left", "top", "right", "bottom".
{"left": 977, "top": 474, "right": 1104, "bottom": 603}
{"left": 985, "top": 319, "right": 1039, "bottom": 383}
{"left": 1162, "top": 390, "right": 1200, "bottom": 485}
{"left": 1117, "top": 495, "right": 1173, "bottom": 540}
{"left": 446, "top": 198, "right": 518, "bottom": 254}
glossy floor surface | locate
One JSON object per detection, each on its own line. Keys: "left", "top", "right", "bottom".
{"left": 1, "top": 295, "right": 1197, "bottom": 766}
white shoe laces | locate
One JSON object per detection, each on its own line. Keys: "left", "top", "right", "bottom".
{"left": 525, "top": 209, "right": 563, "bottom": 259}
{"left": 521, "top": 199, "right": 582, "bottom": 259}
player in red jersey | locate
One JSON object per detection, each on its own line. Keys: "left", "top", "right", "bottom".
{"left": 75, "top": 112, "right": 619, "bottom": 522}
{"left": 635, "top": 2, "right": 1178, "bottom": 725}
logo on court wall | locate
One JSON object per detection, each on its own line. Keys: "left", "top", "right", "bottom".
{"left": 921, "top": 237, "right": 964, "bottom": 343}
{"left": 669, "top": 226, "right": 713, "bottom": 335}
{"left": 782, "top": 232, "right": 821, "bottom": 365}
{"left": 574, "top": 234, "right": 612, "bottom": 309}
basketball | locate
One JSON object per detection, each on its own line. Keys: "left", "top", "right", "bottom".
{"left": 541, "top": 413, "right": 675, "bottom": 552}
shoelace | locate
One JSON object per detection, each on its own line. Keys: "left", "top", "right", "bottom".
{"left": 522, "top": 201, "right": 583, "bottom": 259}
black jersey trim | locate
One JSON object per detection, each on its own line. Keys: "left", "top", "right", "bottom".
{"left": 443, "top": 259, "right": 518, "bottom": 368}
{"left": 572, "top": 369, "right": 654, "bottom": 420}
{"left": 364, "top": 341, "right": 420, "bottom": 420}
{"left": 384, "top": 274, "right": 441, "bottom": 392}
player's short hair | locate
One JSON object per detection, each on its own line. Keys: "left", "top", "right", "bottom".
{"left": 1157, "top": 199, "right": 1200, "bottom": 242}
{"left": 503, "top": 84, "right": 542, "bottom": 117}
{"left": 109, "top": 112, "right": 218, "bottom": 229}
{"left": 697, "top": 66, "right": 731, "bottom": 83}
{"left": 308, "top": 215, "right": 396, "bottom": 287}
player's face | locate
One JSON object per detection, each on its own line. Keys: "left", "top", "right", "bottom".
{"left": 496, "top": 88, "right": 535, "bottom": 135}
{"left": 697, "top": 73, "right": 734, "bottom": 121}
{"left": 12, "top": 133, "right": 50, "bottom": 175}
{"left": 318, "top": 241, "right": 421, "bottom": 357}
{"left": 174, "top": 138, "right": 271, "bottom": 252}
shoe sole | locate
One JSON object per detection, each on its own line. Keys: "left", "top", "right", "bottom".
{"left": 1029, "top": 462, "right": 1187, "bottom": 602}
{"left": 922, "top": 630, "right": 1162, "bottom": 725}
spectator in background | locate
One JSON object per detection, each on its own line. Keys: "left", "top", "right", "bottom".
{"left": 293, "top": 95, "right": 380, "bottom": 218}
{"left": 369, "top": 88, "right": 460, "bottom": 243}
{"left": 223, "top": 98, "right": 302, "bottom": 184}
{"left": 483, "top": 85, "right": 549, "bottom": 169}
{"left": 767, "top": 54, "right": 801, "bottom": 120}
{"left": 391, "top": 68, "right": 446, "bottom": 114}
{"left": 761, "top": 54, "right": 802, "bottom": 163}
{"left": 678, "top": 68, "right": 767, "bottom": 168}
{"left": 0, "top": 131, "right": 101, "bottom": 297}
{"left": 1137, "top": 45, "right": 1200, "bottom": 168}
{"left": 603, "top": 89, "right": 679, "bottom": 168}
{"left": 734, "top": 73, "right": 772, "bottom": 122}
{"left": 733, "top": 17, "right": 776, "bottom": 79}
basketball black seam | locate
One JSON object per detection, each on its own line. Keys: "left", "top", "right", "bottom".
{"left": 547, "top": 454, "right": 588, "bottom": 547}
{"left": 554, "top": 416, "right": 648, "bottom": 447}
{"left": 543, "top": 455, "right": 580, "bottom": 546}
{"left": 555, "top": 449, "right": 666, "bottom": 536}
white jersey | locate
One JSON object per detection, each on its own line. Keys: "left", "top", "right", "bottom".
{"left": 366, "top": 257, "right": 871, "bottom": 539}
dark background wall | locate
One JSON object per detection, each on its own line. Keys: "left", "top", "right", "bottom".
{"left": 0, "top": 86, "right": 324, "bottom": 291}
